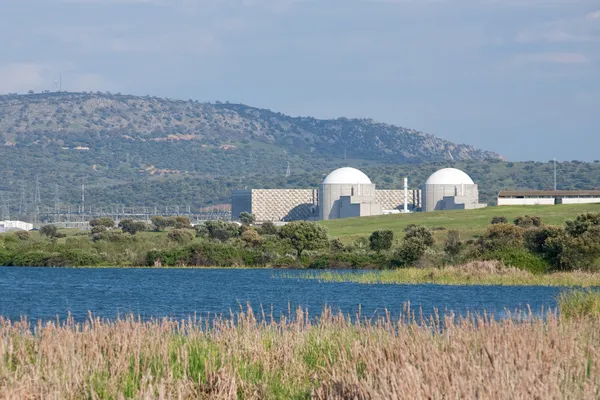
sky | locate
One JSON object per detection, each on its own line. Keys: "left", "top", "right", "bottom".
{"left": 1, "top": 0, "right": 599, "bottom": 162}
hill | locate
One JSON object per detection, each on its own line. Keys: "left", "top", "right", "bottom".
{"left": 0, "top": 91, "right": 599, "bottom": 220}
{"left": 320, "top": 204, "right": 600, "bottom": 243}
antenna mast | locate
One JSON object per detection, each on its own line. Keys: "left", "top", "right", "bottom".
{"left": 81, "top": 177, "right": 85, "bottom": 214}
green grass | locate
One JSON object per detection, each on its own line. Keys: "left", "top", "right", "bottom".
{"left": 558, "top": 289, "right": 600, "bottom": 318}
{"left": 282, "top": 265, "right": 600, "bottom": 287}
{"left": 319, "top": 204, "right": 600, "bottom": 243}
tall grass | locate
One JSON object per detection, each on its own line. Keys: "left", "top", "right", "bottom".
{"left": 1, "top": 305, "right": 600, "bottom": 398}
{"left": 282, "top": 260, "right": 600, "bottom": 287}
{"left": 558, "top": 289, "right": 600, "bottom": 319}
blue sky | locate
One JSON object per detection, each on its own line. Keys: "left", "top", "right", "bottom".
{"left": 1, "top": 0, "right": 599, "bottom": 161}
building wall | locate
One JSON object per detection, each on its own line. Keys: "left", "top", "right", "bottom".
{"left": 319, "top": 183, "right": 376, "bottom": 220}
{"left": 561, "top": 198, "right": 600, "bottom": 205}
{"left": 233, "top": 189, "right": 318, "bottom": 222}
{"left": 231, "top": 190, "right": 253, "bottom": 220}
{"left": 497, "top": 198, "right": 556, "bottom": 206}
{"left": 0, "top": 221, "right": 33, "bottom": 231}
{"left": 424, "top": 184, "right": 481, "bottom": 212}
{"left": 374, "top": 190, "right": 422, "bottom": 211}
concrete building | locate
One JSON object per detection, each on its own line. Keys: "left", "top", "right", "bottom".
{"left": 423, "top": 168, "right": 487, "bottom": 212}
{"left": 0, "top": 220, "right": 34, "bottom": 233}
{"left": 231, "top": 167, "right": 421, "bottom": 222}
{"left": 319, "top": 167, "right": 381, "bottom": 220}
{"left": 497, "top": 190, "right": 600, "bottom": 206}
{"left": 231, "top": 189, "right": 318, "bottom": 222}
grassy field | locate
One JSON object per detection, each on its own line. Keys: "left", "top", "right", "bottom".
{"left": 2, "top": 301, "right": 600, "bottom": 399}
{"left": 283, "top": 261, "right": 600, "bottom": 287}
{"left": 320, "top": 203, "right": 600, "bottom": 242}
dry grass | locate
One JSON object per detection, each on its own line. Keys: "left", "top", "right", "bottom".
{"left": 286, "top": 260, "right": 600, "bottom": 287}
{"left": 2, "top": 305, "right": 600, "bottom": 399}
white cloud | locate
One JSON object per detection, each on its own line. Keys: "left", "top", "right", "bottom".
{"left": 515, "top": 52, "right": 589, "bottom": 64}
{"left": 586, "top": 10, "right": 600, "bottom": 20}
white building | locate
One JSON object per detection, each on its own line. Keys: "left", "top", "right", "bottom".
{"left": 423, "top": 168, "right": 487, "bottom": 212}
{"left": 497, "top": 190, "right": 600, "bottom": 206}
{"left": 0, "top": 220, "right": 34, "bottom": 233}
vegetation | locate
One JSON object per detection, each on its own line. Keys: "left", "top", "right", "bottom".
{"left": 1, "top": 92, "right": 600, "bottom": 218}
{"left": 1, "top": 303, "right": 600, "bottom": 398}
{"left": 558, "top": 289, "right": 600, "bottom": 319}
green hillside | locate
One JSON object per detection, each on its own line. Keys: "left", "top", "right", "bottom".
{"left": 321, "top": 204, "right": 600, "bottom": 243}
{"left": 1, "top": 92, "right": 600, "bottom": 221}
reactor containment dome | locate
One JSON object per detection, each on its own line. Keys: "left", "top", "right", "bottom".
{"left": 423, "top": 168, "right": 486, "bottom": 212}
{"left": 319, "top": 167, "right": 381, "bottom": 220}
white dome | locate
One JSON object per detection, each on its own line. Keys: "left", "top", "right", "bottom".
{"left": 426, "top": 168, "right": 474, "bottom": 185}
{"left": 322, "top": 167, "right": 372, "bottom": 185}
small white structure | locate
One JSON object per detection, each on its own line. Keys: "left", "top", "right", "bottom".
{"left": 423, "top": 168, "right": 487, "bottom": 212}
{"left": 497, "top": 191, "right": 600, "bottom": 206}
{"left": 0, "top": 220, "right": 34, "bottom": 233}
{"left": 319, "top": 167, "right": 382, "bottom": 220}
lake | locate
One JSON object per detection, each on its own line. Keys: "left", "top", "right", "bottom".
{"left": 0, "top": 267, "right": 567, "bottom": 323}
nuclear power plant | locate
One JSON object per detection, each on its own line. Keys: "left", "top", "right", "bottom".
{"left": 232, "top": 166, "right": 485, "bottom": 222}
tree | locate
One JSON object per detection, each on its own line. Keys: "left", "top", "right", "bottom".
{"left": 89, "top": 217, "right": 115, "bottom": 229}
{"left": 205, "top": 220, "right": 240, "bottom": 241}
{"left": 40, "top": 225, "right": 59, "bottom": 238}
{"left": 279, "top": 221, "right": 329, "bottom": 258}
{"left": 393, "top": 237, "right": 428, "bottom": 267}
{"left": 119, "top": 219, "right": 147, "bottom": 235}
{"left": 369, "top": 230, "right": 394, "bottom": 252}
{"left": 239, "top": 212, "right": 256, "bottom": 225}
{"left": 151, "top": 216, "right": 169, "bottom": 231}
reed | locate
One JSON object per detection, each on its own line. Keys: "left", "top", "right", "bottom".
{"left": 1, "top": 304, "right": 600, "bottom": 399}
{"left": 558, "top": 289, "right": 600, "bottom": 319}
{"left": 282, "top": 260, "right": 600, "bottom": 287}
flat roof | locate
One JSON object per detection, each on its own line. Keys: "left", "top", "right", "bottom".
{"left": 498, "top": 190, "right": 600, "bottom": 197}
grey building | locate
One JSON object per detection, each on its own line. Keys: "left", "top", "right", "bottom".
{"left": 423, "top": 168, "right": 487, "bottom": 212}
{"left": 232, "top": 167, "right": 421, "bottom": 222}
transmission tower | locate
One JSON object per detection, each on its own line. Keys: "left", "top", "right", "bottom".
{"left": 54, "top": 184, "right": 60, "bottom": 212}
{"left": 286, "top": 161, "right": 291, "bottom": 177}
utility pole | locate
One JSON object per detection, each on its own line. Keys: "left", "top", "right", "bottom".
{"left": 81, "top": 177, "right": 85, "bottom": 214}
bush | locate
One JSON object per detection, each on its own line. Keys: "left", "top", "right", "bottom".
{"left": 279, "top": 221, "right": 329, "bottom": 258}
{"left": 404, "top": 224, "right": 434, "bottom": 247}
{"left": 40, "top": 225, "right": 58, "bottom": 238}
{"left": 151, "top": 216, "right": 170, "bottom": 231}
{"left": 491, "top": 216, "right": 508, "bottom": 225}
{"left": 170, "top": 216, "right": 192, "bottom": 229}
{"left": 369, "top": 230, "right": 394, "bottom": 252}
{"left": 480, "top": 248, "right": 550, "bottom": 274}
{"left": 118, "top": 219, "right": 147, "bottom": 235}
{"left": 260, "top": 221, "right": 278, "bottom": 235}
{"left": 480, "top": 223, "right": 525, "bottom": 251}
{"left": 444, "top": 230, "right": 463, "bottom": 262}
{"left": 13, "top": 231, "right": 30, "bottom": 241}
{"left": 392, "top": 237, "right": 428, "bottom": 268}
{"left": 514, "top": 215, "right": 543, "bottom": 228}
{"left": 167, "top": 229, "right": 195, "bottom": 244}
{"left": 205, "top": 221, "right": 240, "bottom": 241}
{"left": 241, "top": 229, "right": 262, "bottom": 247}
{"left": 89, "top": 217, "right": 115, "bottom": 229}
{"left": 239, "top": 212, "right": 255, "bottom": 225}
{"left": 91, "top": 225, "right": 106, "bottom": 235}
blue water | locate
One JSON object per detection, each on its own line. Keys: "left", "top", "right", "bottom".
{"left": 0, "top": 267, "right": 568, "bottom": 323}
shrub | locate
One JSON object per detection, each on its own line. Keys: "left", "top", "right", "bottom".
{"left": 330, "top": 238, "right": 345, "bottom": 253}
{"left": 151, "top": 216, "right": 170, "bottom": 231}
{"left": 404, "top": 224, "right": 434, "bottom": 247}
{"left": 480, "top": 247, "right": 549, "bottom": 274}
{"left": 118, "top": 219, "right": 147, "bottom": 235}
{"left": 170, "top": 216, "right": 192, "bottom": 229}
{"left": 40, "top": 225, "right": 58, "bottom": 238}
{"left": 558, "top": 289, "right": 600, "bottom": 319}
{"left": 480, "top": 223, "right": 525, "bottom": 251}
{"left": 91, "top": 225, "right": 106, "bottom": 235}
{"left": 279, "top": 221, "right": 329, "bottom": 258}
{"left": 89, "top": 217, "right": 115, "bottom": 229}
{"left": 194, "top": 223, "right": 209, "bottom": 238}
{"left": 239, "top": 212, "right": 256, "bottom": 225}
{"left": 444, "top": 230, "right": 463, "bottom": 262}
{"left": 491, "top": 216, "right": 508, "bottom": 225}
{"left": 260, "top": 221, "right": 278, "bottom": 235}
{"left": 369, "top": 230, "right": 394, "bottom": 252}
{"left": 241, "top": 229, "right": 263, "bottom": 247}
{"left": 168, "top": 229, "right": 195, "bottom": 244}
{"left": 392, "top": 237, "right": 429, "bottom": 268}
{"left": 205, "top": 221, "right": 240, "bottom": 241}
{"left": 514, "top": 215, "right": 543, "bottom": 228}
{"left": 13, "top": 231, "right": 30, "bottom": 241}
{"left": 565, "top": 213, "right": 600, "bottom": 237}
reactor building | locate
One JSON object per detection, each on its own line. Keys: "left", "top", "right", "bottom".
{"left": 232, "top": 167, "right": 421, "bottom": 222}
{"left": 232, "top": 166, "right": 487, "bottom": 222}
{"left": 422, "top": 168, "right": 487, "bottom": 212}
